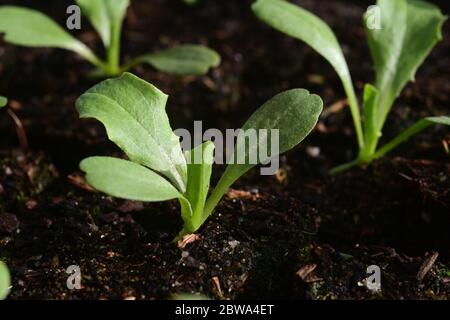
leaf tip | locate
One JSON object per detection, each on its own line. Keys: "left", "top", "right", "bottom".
{"left": 0, "top": 96, "right": 7, "bottom": 108}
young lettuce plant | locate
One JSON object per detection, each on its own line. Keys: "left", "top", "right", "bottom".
{"left": 252, "top": 0, "right": 449, "bottom": 173}
{"left": 77, "top": 73, "right": 322, "bottom": 239}
{"left": 0, "top": 1, "right": 220, "bottom": 77}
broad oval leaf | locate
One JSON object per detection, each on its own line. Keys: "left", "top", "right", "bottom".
{"left": 252, "top": 0, "right": 363, "bottom": 147}
{"left": 76, "top": 73, "right": 187, "bottom": 192}
{"left": 76, "top": 0, "right": 130, "bottom": 47}
{"left": 80, "top": 156, "right": 182, "bottom": 202}
{"left": 367, "top": 0, "right": 446, "bottom": 129}
{"left": 183, "top": 141, "right": 215, "bottom": 232}
{"left": 130, "top": 45, "right": 221, "bottom": 76}
{"left": 0, "top": 261, "right": 10, "bottom": 300}
{"left": 225, "top": 89, "right": 323, "bottom": 184}
{"left": 253, "top": 0, "right": 350, "bottom": 79}
{"left": 204, "top": 89, "right": 323, "bottom": 217}
{"left": 0, "top": 6, "right": 94, "bottom": 59}
{"left": 0, "top": 96, "right": 7, "bottom": 108}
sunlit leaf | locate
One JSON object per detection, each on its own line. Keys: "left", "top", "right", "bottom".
{"left": 130, "top": 45, "right": 220, "bottom": 76}
{"left": 80, "top": 156, "right": 182, "bottom": 201}
{"left": 375, "top": 116, "right": 450, "bottom": 158}
{"left": 366, "top": 0, "right": 446, "bottom": 129}
{"left": 252, "top": 0, "right": 363, "bottom": 147}
{"left": 0, "top": 261, "right": 10, "bottom": 300}
{"left": 204, "top": 89, "right": 323, "bottom": 217}
{"left": 0, "top": 6, "right": 98, "bottom": 63}
{"left": 76, "top": 0, "right": 130, "bottom": 47}
{"left": 76, "top": 73, "right": 187, "bottom": 191}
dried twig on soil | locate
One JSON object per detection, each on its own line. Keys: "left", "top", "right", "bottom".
{"left": 7, "top": 108, "right": 28, "bottom": 150}
{"left": 212, "top": 276, "right": 224, "bottom": 298}
{"left": 226, "top": 189, "right": 259, "bottom": 201}
{"left": 67, "top": 173, "right": 96, "bottom": 192}
{"left": 177, "top": 234, "right": 200, "bottom": 249}
{"left": 296, "top": 264, "right": 320, "bottom": 283}
{"left": 416, "top": 252, "right": 439, "bottom": 282}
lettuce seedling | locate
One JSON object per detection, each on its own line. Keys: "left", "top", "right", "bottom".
{"left": 0, "top": 1, "right": 220, "bottom": 77}
{"left": 77, "top": 73, "right": 322, "bottom": 239}
{"left": 253, "top": 0, "right": 449, "bottom": 173}
{"left": 0, "top": 261, "right": 11, "bottom": 300}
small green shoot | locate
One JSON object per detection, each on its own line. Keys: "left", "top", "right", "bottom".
{"left": 0, "top": 2, "right": 220, "bottom": 77}
{"left": 0, "top": 96, "right": 7, "bottom": 108}
{"left": 77, "top": 73, "right": 322, "bottom": 240}
{"left": 252, "top": 0, "right": 449, "bottom": 173}
{"left": 0, "top": 261, "right": 11, "bottom": 300}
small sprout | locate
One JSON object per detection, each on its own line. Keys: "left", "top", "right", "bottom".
{"left": 0, "top": 1, "right": 220, "bottom": 77}
{"left": 0, "top": 96, "right": 7, "bottom": 108}
{"left": 252, "top": 0, "right": 449, "bottom": 173}
{"left": 77, "top": 73, "right": 322, "bottom": 240}
{"left": 0, "top": 261, "right": 11, "bottom": 300}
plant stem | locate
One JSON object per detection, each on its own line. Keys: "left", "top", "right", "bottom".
{"left": 74, "top": 44, "right": 107, "bottom": 71}
{"left": 105, "top": 22, "right": 122, "bottom": 76}
{"left": 372, "top": 120, "right": 433, "bottom": 160}
{"left": 343, "top": 79, "right": 365, "bottom": 150}
{"left": 120, "top": 56, "right": 142, "bottom": 73}
{"left": 202, "top": 175, "right": 232, "bottom": 225}
{"left": 329, "top": 159, "right": 360, "bottom": 175}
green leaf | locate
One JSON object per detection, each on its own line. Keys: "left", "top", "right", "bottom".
{"left": 374, "top": 116, "right": 450, "bottom": 159}
{"left": 80, "top": 156, "right": 182, "bottom": 202}
{"left": 203, "top": 89, "right": 323, "bottom": 217}
{"left": 360, "top": 84, "right": 380, "bottom": 159}
{"left": 0, "top": 96, "right": 7, "bottom": 108}
{"left": 76, "top": 0, "right": 130, "bottom": 48}
{"left": 0, "top": 6, "right": 101, "bottom": 67}
{"left": 182, "top": 141, "right": 215, "bottom": 233}
{"left": 183, "top": 0, "right": 200, "bottom": 5}
{"left": 224, "top": 88, "right": 322, "bottom": 185}
{"left": 128, "top": 45, "right": 221, "bottom": 76}
{"left": 0, "top": 261, "right": 10, "bottom": 300}
{"left": 366, "top": 0, "right": 446, "bottom": 130}
{"left": 172, "top": 293, "right": 210, "bottom": 300}
{"left": 252, "top": 0, "right": 364, "bottom": 148}
{"left": 76, "top": 73, "right": 187, "bottom": 192}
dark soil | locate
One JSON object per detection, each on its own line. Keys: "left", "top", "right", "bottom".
{"left": 1, "top": 0, "right": 450, "bottom": 299}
